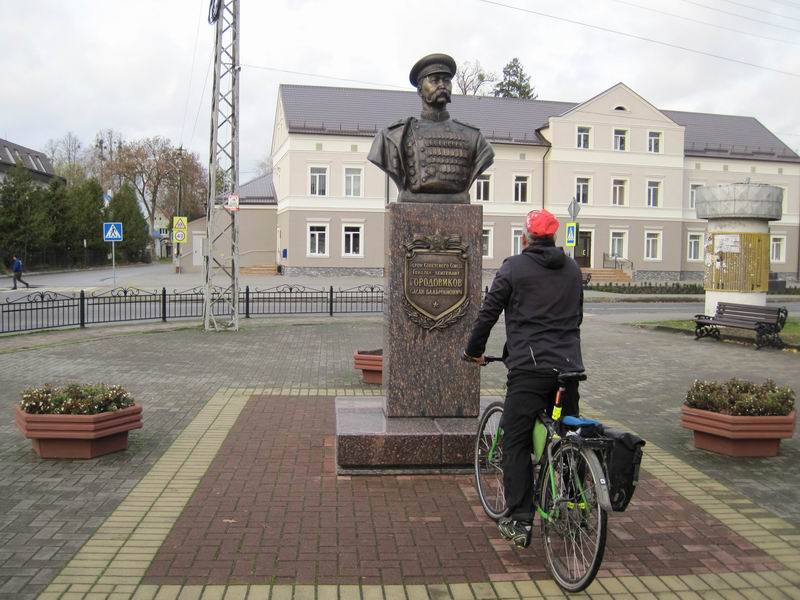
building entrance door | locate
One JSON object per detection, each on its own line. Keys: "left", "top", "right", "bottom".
{"left": 575, "top": 231, "right": 592, "bottom": 268}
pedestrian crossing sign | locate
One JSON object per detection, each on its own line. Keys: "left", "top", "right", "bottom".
{"left": 103, "top": 222, "right": 124, "bottom": 242}
{"left": 172, "top": 216, "right": 188, "bottom": 244}
{"left": 565, "top": 222, "right": 578, "bottom": 247}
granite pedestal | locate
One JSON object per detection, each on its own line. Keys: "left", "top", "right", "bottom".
{"left": 336, "top": 396, "right": 502, "bottom": 473}
{"left": 335, "top": 202, "right": 485, "bottom": 472}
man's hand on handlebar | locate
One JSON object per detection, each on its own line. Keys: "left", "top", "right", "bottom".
{"left": 461, "top": 350, "right": 486, "bottom": 366}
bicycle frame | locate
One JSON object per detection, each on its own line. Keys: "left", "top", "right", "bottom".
{"left": 477, "top": 359, "right": 612, "bottom": 520}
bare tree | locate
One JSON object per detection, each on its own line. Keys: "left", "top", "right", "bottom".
{"left": 455, "top": 60, "right": 497, "bottom": 96}
{"left": 84, "top": 129, "right": 125, "bottom": 193}
{"left": 255, "top": 154, "right": 273, "bottom": 177}
{"left": 161, "top": 149, "right": 208, "bottom": 221}
{"left": 45, "top": 132, "right": 87, "bottom": 186}
{"left": 112, "top": 137, "right": 180, "bottom": 252}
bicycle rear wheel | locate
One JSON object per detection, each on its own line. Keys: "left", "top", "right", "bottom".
{"left": 474, "top": 402, "right": 509, "bottom": 520}
{"left": 540, "top": 442, "right": 607, "bottom": 593}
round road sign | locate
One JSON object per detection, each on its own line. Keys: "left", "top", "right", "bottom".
{"left": 174, "top": 230, "right": 186, "bottom": 243}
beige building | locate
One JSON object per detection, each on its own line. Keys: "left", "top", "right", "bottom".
{"left": 200, "top": 82, "right": 800, "bottom": 281}
{"left": 179, "top": 173, "right": 277, "bottom": 273}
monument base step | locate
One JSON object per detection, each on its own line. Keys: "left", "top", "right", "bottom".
{"left": 335, "top": 396, "right": 502, "bottom": 474}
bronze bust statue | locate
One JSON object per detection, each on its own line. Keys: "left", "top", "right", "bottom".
{"left": 368, "top": 53, "right": 494, "bottom": 204}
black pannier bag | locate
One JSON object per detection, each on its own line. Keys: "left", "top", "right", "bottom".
{"left": 601, "top": 426, "right": 645, "bottom": 512}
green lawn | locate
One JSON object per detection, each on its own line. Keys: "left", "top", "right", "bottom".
{"left": 643, "top": 317, "right": 800, "bottom": 346}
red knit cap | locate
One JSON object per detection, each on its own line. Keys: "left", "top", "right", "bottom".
{"left": 525, "top": 209, "right": 559, "bottom": 237}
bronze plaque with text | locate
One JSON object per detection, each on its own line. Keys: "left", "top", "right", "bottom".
{"left": 403, "top": 233, "right": 469, "bottom": 330}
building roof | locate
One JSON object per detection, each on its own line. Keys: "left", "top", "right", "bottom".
{"left": 0, "top": 138, "right": 58, "bottom": 177}
{"left": 279, "top": 84, "right": 799, "bottom": 163}
{"left": 239, "top": 172, "right": 276, "bottom": 205}
{"left": 280, "top": 84, "right": 570, "bottom": 145}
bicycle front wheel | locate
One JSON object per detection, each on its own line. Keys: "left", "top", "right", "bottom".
{"left": 540, "top": 442, "right": 608, "bottom": 593}
{"left": 474, "top": 402, "right": 509, "bottom": 520}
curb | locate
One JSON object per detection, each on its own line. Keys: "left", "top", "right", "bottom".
{"left": 636, "top": 323, "right": 800, "bottom": 351}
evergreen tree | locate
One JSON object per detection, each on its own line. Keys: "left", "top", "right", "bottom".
{"left": 493, "top": 58, "right": 537, "bottom": 99}
{"left": 0, "top": 164, "right": 53, "bottom": 267}
{"left": 63, "top": 179, "right": 106, "bottom": 262}
{"left": 107, "top": 184, "right": 148, "bottom": 262}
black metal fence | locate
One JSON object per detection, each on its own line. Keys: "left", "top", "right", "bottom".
{"left": 1, "top": 284, "right": 388, "bottom": 334}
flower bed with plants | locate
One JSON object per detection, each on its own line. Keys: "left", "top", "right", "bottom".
{"left": 20, "top": 383, "right": 135, "bottom": 415}
{"left": 16, "top": 383, "right": 142, "bottom": 459}
{"left": 681, "top": 378, "right": 796, "bottom": 457}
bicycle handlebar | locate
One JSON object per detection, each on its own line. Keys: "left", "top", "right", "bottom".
{"left": 483, "top": 355, "right": 504, "bottom": 364}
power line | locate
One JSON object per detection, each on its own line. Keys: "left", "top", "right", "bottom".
{"left": 476, "top": 0, "right": 800, "bottom": 78}
{"left": 675, "top": 0, "right": 800, "bottom": 33}
{"left": 606, "top": 0, "right": 799, "bottom": 46}
{"left": 179, "top": 0, "right": 206, "bottom": 147}
{"left": 769, "top": 0, "right": 800, "bottom": 9}
{"left": 716, "top": 0, "right": 800, "bottom": 21}
{"left": 239, "top": 63, "right": 408, "bottom": 90}
{"left": 189, "top": 51, "right": 214, "bottom": 148}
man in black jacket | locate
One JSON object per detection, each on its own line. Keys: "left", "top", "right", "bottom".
{"left": 463, "top": 209, "right": 584, "bottom": 548}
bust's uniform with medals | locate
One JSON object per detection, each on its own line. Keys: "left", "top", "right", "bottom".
{"left": 368, "top": 53, "right": 494, "bottom": 204}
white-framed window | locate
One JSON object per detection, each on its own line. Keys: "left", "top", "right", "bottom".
{"left": 613, "top": 129, "right": 627, "bottom": 151}
{"left": 610, "top": 231, "right": 627, "bottom": 258}
{"left": 647, "top": 181, "right": 661, "bottom": 207}
{"left": 342, "top": 224, "right": 363, "bottom": 257}
{"left": 612, "top": 179, "right": 627, "bottom": 206}
{"left": 344, "top": 167, "right": 362, "bottom": 197}
{"left": 475, "top": 174, "right": 491, "bottom": 202}
{"left": 309, "top": 166, "right": 328, "bottom": 196}
{"left": 687, "top": 233, "right": 703, "bottom": 261}
{"left": 644, "top": 231, "right": 662, "bottom": 261}
{"left": 307, "top": 224, "right": 329, "bottom": 257}
{"left": 690, "top": 183, "right": 703, "bottom": 209}
{"left": 481, "top": 227, "right": 494, "bottom": 258}
{"left": 771, "top": 235, "right": 786, "bottom": 263}
{"left": 513, "top": 175, "right": 529, "bottom": 203}
{"left": 648, "top": 131, "right": 662, "bottom": 153}
{"left": 512, "top": 227, "right": 524, "bottom": 255}
{"left": 577, "top": 126, "right": 591, "bottom": 149}
{"left": 576, "top": 177, "right": 590, "bottom": 205}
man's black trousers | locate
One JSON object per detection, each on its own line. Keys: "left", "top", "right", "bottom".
{"left": 500, "top": 369, "right": 579, "bottom": 522}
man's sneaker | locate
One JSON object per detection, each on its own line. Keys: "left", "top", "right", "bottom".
{"left": 498, "top": 517, "right": 532, "bottom": 548}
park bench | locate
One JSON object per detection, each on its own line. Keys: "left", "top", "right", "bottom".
{"left": 694, "top": 302, "right": 788, "bottom": 349}
{"left": 581, "top": 271, "right": 592, "bottom": 289}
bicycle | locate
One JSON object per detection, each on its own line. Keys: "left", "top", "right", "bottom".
{"left": 473, "top": 355, "right": 614, "bottom": 593}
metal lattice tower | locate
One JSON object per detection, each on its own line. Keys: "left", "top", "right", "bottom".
{"left": 203, "top": 0, "right": 240, "bottom": 331}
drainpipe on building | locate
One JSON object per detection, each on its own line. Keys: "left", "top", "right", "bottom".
{"left": 385, "top": 172, "right": 389, "bottom": 205}
{"left": 541, "top": 144, "right": 551, "bottom": 210}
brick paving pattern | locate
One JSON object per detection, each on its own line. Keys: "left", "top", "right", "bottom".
{"left": 0, "top": 318, "right": 381, "bottom": 599}
{"left": 144, "top": 395, "right": 782, "bottom": 586}
{"left": 0, "top": 310, "right": 798, "bottom": 599}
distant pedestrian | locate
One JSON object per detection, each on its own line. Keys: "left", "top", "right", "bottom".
{"left": 11, "top": 255, "right": 29, "bottom": 290}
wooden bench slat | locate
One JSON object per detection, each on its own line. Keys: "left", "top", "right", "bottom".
{"left": 693, "top": 301, "right": 788, "bottom": 349}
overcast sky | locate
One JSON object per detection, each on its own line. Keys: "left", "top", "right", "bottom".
{"left": 2, "top": 0, "right": 799, "bottom": 179}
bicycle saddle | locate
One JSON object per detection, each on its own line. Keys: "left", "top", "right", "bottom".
{"left": 557, "top": 371, "right": 587, "bottom": 384}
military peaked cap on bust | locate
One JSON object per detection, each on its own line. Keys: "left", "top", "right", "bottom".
{"left": 409, "top": 53, "right": 457, "bottom": 87}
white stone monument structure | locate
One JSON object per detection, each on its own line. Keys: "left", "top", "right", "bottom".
{"left": 695, "top": 183, "right": 783, "bottom": 315}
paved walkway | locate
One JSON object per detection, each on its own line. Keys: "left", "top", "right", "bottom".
{"left": 0, "top": 314, "right": 798, "bottom": 599}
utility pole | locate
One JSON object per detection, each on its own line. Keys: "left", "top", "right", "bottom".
{"left": 203, "top": 0, "right": 240, "bottom": 331}
{"left": 174, "top": 146, "right": 183, "bottom": 274}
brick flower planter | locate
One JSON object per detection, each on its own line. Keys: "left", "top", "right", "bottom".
{"left": 15, "top": 404, "right": 143, "bottom": 459}
{"left": 354, "top": 349, "right": 382, "bottom": 385}
{"left": 680, "top": 406, "right": 796, "bottom": 457}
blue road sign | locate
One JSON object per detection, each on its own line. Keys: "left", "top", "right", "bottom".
{"left": 103, "top": 222, "right": 124, "bottom": 242}
{"left": 565, "top": 222, "right": 578, "bottom": 247}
